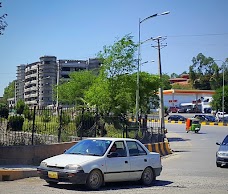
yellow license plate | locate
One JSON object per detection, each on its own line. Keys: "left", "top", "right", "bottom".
{"left": 48, "top": 171, "right": 58, "bottom": 179}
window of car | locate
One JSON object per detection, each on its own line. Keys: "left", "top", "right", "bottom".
{"left": 126, "top": 141, "right": 147, "bottom": 156}
{"left": 65, "top": 139, "right": 111, "bottom": 156}
{"left": 112, "top": 141, "right": 127, "bottom": 157}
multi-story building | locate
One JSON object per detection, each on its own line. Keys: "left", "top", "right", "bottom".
{"left": 15, "top": 56, "right": 101, "bottom": 107}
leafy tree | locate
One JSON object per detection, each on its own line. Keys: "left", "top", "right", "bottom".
{"left": 0, "top": 103, "right": 9, "bottom": 118}
{"left": 85, "top": 35, "right": 138, "bottom": 115}
{"left": 211, "top": 85, "right": 228, "bottom": 113}
{"left": 170, "top": 73, "right": 178, "bottom": 78}
{"left": 162, "top": 73, "right": 172, "bottom": 90}
{"left": 58, "top": 70, "right": 96, "bottom": 106}
{"left": 189, "top": 53, "right": 220, "bottom": 90}
{"left": 0, "top": 81, "right": 15, "bottom": 105}
{"left": 85, "top": 35, "right": 160, "bottom": 115}
{"left": 0, "top": 2, "right": 7, "bottom": 35}
{"left": 15, "top": 99, "right": 25, "bottom": 115}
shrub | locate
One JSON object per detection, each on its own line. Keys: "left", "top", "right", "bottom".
{"left": 8, "top": 115, "right": 24, "bottom": 131}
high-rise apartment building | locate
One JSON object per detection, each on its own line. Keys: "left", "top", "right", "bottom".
{"left": 15, "top": 56, "right": 101, "bottom": 107}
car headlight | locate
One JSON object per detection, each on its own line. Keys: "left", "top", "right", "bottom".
{"left": 65, "top": 164, "right": 83, "bottom": 172}
{"left": 217, "top": 152, "right": 227, "bottom": 157}
{"left": 40, "top": 162, "right": 47, "bottom": 168}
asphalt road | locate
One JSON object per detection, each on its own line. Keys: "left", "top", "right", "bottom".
{"left": 0, "top": 124, "right": 227, "bottom": 194}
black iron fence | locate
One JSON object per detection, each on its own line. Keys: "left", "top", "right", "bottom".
{"left": 0, "top": 107, "right": 164, "bottom": 146}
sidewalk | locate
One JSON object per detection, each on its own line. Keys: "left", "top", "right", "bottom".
{"left": 0, "top": 165, "right": 38, "bottom": 181}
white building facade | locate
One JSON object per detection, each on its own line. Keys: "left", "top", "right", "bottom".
{"left": 15, "top": 56, "right": 101, "bottom": 107}
{"left": 163, "top": 89, "right": 215, "bottom": 113}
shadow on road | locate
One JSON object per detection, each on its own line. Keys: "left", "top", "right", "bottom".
{"left": 167, "top": 137, "right": 191, "bottom": 142}
{"left": 44, "top": 180, "right": 173, "bottom": 191}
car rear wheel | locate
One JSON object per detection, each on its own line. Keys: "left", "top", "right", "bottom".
{"left": 86, "top": 169, "right": 103, "bottom": 190}
{"left": 141, "top": 167, "right": 154, "bottom": 185}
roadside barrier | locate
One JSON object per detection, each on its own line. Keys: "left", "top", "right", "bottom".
{"left": 144, "top": 141, "right": 172, "bottom": 156}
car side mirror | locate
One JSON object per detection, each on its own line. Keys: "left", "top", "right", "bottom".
{"left": 216, "top": 142, "right": 221, "bottom": 145}
{"left": 107, "top": 152, "right": 118, "bottom": 158}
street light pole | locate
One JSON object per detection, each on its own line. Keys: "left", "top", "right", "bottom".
{"left": 215, "top": 60, "right": 226, "bottom": 121}
{"left": 136, "top": 11, "right": 170, "bottom": 125}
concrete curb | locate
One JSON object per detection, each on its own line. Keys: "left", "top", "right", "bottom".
{"left": 0, "top": 166, "right": 38, "bottom": 181}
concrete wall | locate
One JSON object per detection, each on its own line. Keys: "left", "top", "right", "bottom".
{"left": 0, "top": 142, "right": 77, "bottom": 165}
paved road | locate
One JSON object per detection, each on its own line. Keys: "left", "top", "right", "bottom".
{"left": 0, "top": 124, "right": 227, "bottom": 194}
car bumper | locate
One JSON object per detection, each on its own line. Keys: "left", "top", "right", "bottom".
{"left": 154, "top": 167, "right": 162, "bottom": 177}
{"left": 216, "top": 157, "right": 228, "bottom": 165}
{"left": 37, "top": 167, "right": 89, "bottom": 184}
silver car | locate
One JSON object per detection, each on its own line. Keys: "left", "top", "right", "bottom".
{"left": 216, "top": 135, "right": 228, "bottom": 167}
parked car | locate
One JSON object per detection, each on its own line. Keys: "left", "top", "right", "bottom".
{"left": 177, "top": 108, "right": 187, "bottom": 113}
{"left": 168, "top": 106, "right": 179, "bottom": 113}
{"left": 216, "top": 111, "right": 228, "bottom": 121}
{"left": 193, "top": 114, "right": 216, "bottom": 122}
{"left": 168, "top": 115, "right": 186, "bottom": 121}
{"left": 37, "top": 137, "right": 162, "bottom": 190}
{"left": 216, "top": 135, "right": 228, "bottom": 167}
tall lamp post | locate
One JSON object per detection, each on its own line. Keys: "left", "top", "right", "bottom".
{"left": 136, "top": 11, "right": 170, "bottom": 125}
{"left": 215, "top": 60, "right": 226, "bottom": 121}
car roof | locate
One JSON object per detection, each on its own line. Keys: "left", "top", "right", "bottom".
{"left": 86, "top": 137, "right": 138, "bottom": 141}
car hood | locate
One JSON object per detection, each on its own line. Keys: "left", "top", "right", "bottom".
{"left": 218, "top": 145, "right": 228, "bottom": 152}
{"left": 42, "top": 154, "right": 101, "bottom": 167}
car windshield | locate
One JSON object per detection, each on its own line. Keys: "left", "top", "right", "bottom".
{"left": 65, "top": 139, "right": 112, "bottom": 156}
{"left": 222, "top": 136, "right": 228, "bottom": 145}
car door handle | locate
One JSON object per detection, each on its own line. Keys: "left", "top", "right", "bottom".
{"left": 125, "top": 161, "right": 128, "bottom": 163}
{"left": 144, "top": 159, "right": 147, "bottom": 162}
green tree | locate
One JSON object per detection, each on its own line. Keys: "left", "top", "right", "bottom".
{"left": 15, "top": 99, "right": 25, "bottom": 115}
{"left": 85, "top": 35, "right": 160, "bottom": 115}
{"left": 85, "top": 35, "right": 138, "bottom": 115}
{"left": 0, "top": 2, "right": 8, "bottom": 35}
{"left": 58, "top": 70, "right": 96, "bottom": 106}
{"left": 0, "top": 103, "right": 9, "bottom": 119}
{"left": 0, "top": 81, "right": 15, "bottom": 105}
{"left": 189, "top": 53, "right": 220, "bottom": 90}
{"left": 211, "top": 85, "right": 228, "bottom": 113}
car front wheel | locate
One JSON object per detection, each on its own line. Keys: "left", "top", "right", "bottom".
{"left": 86, "top": 169, "right": 103, "bottom": 190}
{"left": 216, "top": 162, "right": 221, "bottom": 167}
{"left": 141, "top": 167, "right": 154, "bottom": 185}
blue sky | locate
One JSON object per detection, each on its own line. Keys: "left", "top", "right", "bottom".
{"left": 0, "top": 0, "right": 228, "bottom": 96}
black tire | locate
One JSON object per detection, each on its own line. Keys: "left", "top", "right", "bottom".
{"left": 141, "top": 167, "right": 154, "bottom": 185}
{"left": 86, "top": 169, "right": 103, "bottom": 190}
{"left": 46, "top": 180, "right": 58, "bottom": 186}
{"left": 216, "top": 162, "right": 221, "bottom": 167}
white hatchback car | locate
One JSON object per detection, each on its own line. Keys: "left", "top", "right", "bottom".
{"left": 37, "top": 137, "right": 162, "bottom": 190}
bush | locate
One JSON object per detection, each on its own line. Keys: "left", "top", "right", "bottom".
{"left": 8, "top": 115, "right": 24, "bottom": 131}
{"left": 0, "top": 106, "right": 9, "bottom": 119}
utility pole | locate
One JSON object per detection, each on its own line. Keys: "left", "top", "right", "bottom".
{"left": 152, "top": 36, "right": 167, "bottom": 135}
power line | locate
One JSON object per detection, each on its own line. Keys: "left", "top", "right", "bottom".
{"left": 167, "top": 33, "right": 228, "bottom": 38}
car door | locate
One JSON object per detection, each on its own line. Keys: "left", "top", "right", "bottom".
{"left": 104, "top": 141, "right": 130, "bottom": 182}
{"left": 126, "top": 140, "right": 148, "bottom": 181}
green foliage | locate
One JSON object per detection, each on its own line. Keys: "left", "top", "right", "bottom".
{"left": 8, "top": 115, "right": 24, "bottom": 131}
{"left": 211, "top": 85, "right": 228, "bottom": 113}
{"left": 23, "top": 105, "right": 33, "bottom": 121}
{"left": 189, "top": 53, "right": 220, "bottom": 90}
{"left": 59, "top": 111, "right": 71, "bottom": 126}
{"left": 58, "top": 70, "right": 96, "bottom": 105}
{"left": 0, "top": 103, "right": 9, "bottom": 119}
{"left": 41, "top": 109, "right": 51, "bottom": 123}
{"left": 0, "top": 81, "right": 15, "bottom": 105}
{"left": 16, "top": 99, "right": 25, "bottom": 115}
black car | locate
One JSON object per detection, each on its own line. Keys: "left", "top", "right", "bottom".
{"left": 167, "top": 115, "right": 186, "bottom": 121}
{"left": 216, "top": 135, "right": 228, "bottom": 167}
{"left": 193, "top": 114, "right": 216, "bottom": 122}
